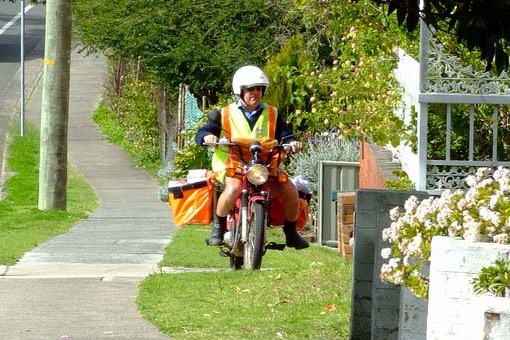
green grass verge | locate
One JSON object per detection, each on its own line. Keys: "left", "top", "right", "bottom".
{"left": 0, "top": 122, "right": 97, "bottom": 265}
{"left": 138, "top": 227, "right": 352, "bottom": 339}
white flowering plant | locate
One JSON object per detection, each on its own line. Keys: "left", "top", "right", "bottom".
{"left": 380, "top": 167, "right": 510, "bottom": 299}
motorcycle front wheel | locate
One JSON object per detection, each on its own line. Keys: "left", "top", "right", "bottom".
{"left": 243, "top": 200, "right": 266, "bottom": 270}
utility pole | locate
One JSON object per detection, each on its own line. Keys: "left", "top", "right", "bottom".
{"left": 38, "top": 0, "right": 72, "bottom": 210}
{"left": 20, "top": 0, "right": 25, "bottom": 136}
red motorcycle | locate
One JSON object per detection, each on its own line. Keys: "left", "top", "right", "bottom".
{"left": 208, "top": 137, "right": 297, "bottom": 270}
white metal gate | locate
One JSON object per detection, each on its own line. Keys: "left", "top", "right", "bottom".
{"left": 392, "top": 22, "right": 510, "bottom": 194}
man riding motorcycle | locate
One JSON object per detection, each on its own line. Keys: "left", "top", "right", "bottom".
{"left": 195, "top": 65, "right": 309, "bottom": 250}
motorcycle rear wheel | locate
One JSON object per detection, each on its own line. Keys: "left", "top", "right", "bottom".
{"left": 243, "top": 201, "right": 266, "bottom": 270}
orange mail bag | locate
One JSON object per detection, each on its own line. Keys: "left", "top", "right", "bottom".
{"left": 168, "top": 179, "right": 213, "bottom": 226}
{"left": 269, "top": 194, "right": 310, "bottom": 231}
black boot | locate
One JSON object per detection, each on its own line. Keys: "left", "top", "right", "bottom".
{"left": 206, "top": 215, "right": 227, "bottom": 246}
{"left": 283, "top": 221, "right": 309, "bottom": 250}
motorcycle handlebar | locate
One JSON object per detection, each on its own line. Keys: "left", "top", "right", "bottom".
{"left": 203, "top": 139, "right": 295, "bottom": 153}
{"left": 202, "top": 138, "right": 235, "bottom": 147}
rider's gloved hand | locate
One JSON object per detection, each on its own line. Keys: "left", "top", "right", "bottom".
{"left": 203, "top": 134, "right": 219, "bottom": 145}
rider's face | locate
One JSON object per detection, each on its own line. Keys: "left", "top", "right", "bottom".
{"left": 241, "top": 86, "right": 264, "bottom": 111}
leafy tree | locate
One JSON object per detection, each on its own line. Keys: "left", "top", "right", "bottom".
{"left": 372, "top": 0, "right": 510, "bottom": 72}
{"left": 265, "top": 0, "right": 419, "bottom": 146}
{"left": 73, "top": 0, "right": 423, "bottom": 147}
{"left": 263, "top": 35, "right": 313, "bottom": 119}
{"left": 72, "top": 0, "right": 293, "bottom": 102}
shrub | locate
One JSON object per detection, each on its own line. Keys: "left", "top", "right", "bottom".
{"left": 380, "top": 167, "right": 510, "bottom": 299}
{"left": 157, "top": 122, "right": 212, "bottom": 201}
{"left": 287, "top": 131, "right": 359, "bottom": 209}
{"left": 472, "top": 258, "right": 510, "bottom": 298}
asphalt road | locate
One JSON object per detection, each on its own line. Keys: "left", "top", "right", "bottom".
{"left": 0, "top": 1, "right": 45, "bottom": 81}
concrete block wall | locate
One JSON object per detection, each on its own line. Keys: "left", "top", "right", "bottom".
{"left": 350, "top": 142, "right": 430, "bottom": 339}
{"left": 398, "top": 287, "right": 428, "bottom": 340}
{"left": 349, "top": 189, "right": 428, "bottom": 340}
{"left": 427, "top": 236, "right": 510, "bottom": 339}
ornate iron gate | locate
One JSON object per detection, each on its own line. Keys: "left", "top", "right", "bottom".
{"left": 394, "top": 23, "right": 510, "bottom": 193}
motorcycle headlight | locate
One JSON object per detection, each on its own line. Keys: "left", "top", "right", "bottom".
{"left": 247, "top": 164, "right": 269, "bottom": 185}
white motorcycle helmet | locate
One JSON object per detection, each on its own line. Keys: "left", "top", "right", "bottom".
{"left": 232, "top": 65, "right": 270, "bottom": 96}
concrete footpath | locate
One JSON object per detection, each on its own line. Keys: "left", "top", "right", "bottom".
{"left": 0, "top": 50, "right": 176, "bottom": 339}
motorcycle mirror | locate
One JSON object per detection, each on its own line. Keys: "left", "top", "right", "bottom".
{"left": 207, "top": 109, "right": 221, "bottom": 124}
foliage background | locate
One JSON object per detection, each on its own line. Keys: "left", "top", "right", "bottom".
{"left": 73, "top": 0, "right": 293, "bottom": 102}
{"left": 71, "top": 0, "right": 422, "bottom": 187}
{"left": 72, "top": 0, "right": 510, "bottom": 186}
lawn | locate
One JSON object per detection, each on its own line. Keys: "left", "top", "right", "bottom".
{"left": 138, "top": 226, "right": 353, "bottom": 340}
